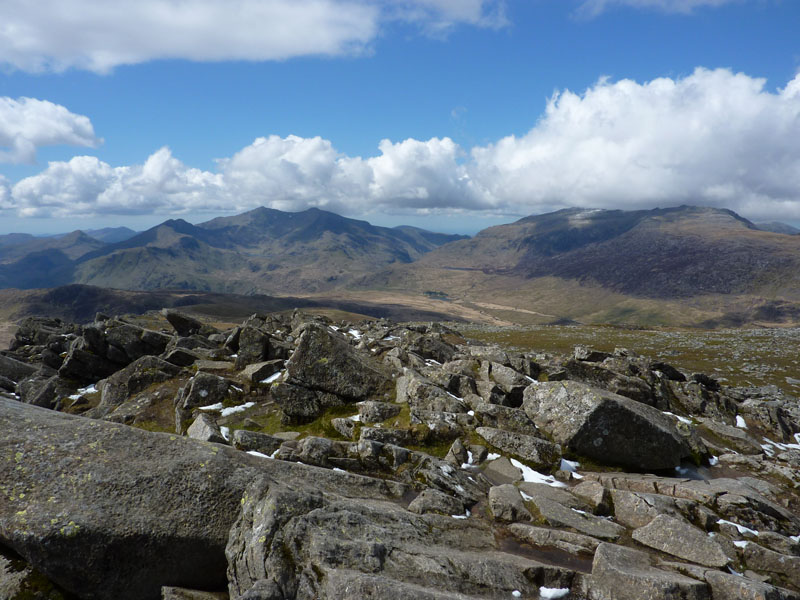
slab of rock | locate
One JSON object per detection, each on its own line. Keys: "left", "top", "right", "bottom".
{"left": 187, "top": 413, "right": 226, "bottom": 444}
{"left": 92, "top": 356, "right": 182, "bottom": 417}
{"left": 482, "top": 456, "right": 523, "bottom": 485}
{"left": 632, "top": 514, "right": 728, "bottom": 567}
{"left": 522, "top": 486, "right": 625, "bottom": 541}
{"left": 408, "top": 489, "right": 465, "bottom": 516}
{"left": 589, "top": 543, "right": 710, "bottom": 600}
{"left": 231, "top": 429, "right": 283, "bottom": 455}
{"left": 476, "top": 427, "right": 561, "bottom": 469}
{"left": 241, "top": 359, "right": 283, "bottom": 383}
{"left": 162, "top": 309, "right": 205, "bottom": 337}
{"left": 286, "top": 324, "right": 393, "bottom": 401}
{"left": 489, "top": 484, "right": 532, "bottom": 522}
{"left": 523, "top": 381, "right": 693, "bottom": 470}
{"left": 0, "top": 354, "right": 37, "bottom": 382}
{"left": 704, "top": 570, "right": 800, "bottom": 600}
{"left": 358, "top": 400, "right": 402, "bottom": 424}
{"left": 227, "top": 478, "right": 574, "bottom": 600}
{"left": 509, "top": 523, "right": 601, "bottom": 555}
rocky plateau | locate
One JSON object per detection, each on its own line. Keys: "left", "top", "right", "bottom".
{"left": 1, "top": 308, "right": 800, "bottom": 599}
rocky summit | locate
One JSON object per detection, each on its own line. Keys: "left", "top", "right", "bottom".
{"left": 1, "top": 310, "right": 800, "bottom": 600}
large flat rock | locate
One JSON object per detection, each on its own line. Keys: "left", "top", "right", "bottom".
{"left": 0, "top": 398, "right": 406, "bottom": 600}
{"left": 523, "top": 381, "right": 693, "bottom": 470}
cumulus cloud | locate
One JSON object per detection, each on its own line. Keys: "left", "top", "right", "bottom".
{"left": 5, "top": 68, "right": 800, "bottom": 224}
{"left": 469, "top": 68, "right": 800, "bottom": 220}
{"left": 578, "top": 0, "right": 740, "bottom": 16}
{"left": 0, "top": 0, "right": 505, "bottom": 73}
{"left": 0, "top": 97, "right": 100, "bottom": 164}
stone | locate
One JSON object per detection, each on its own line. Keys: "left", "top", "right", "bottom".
{"left": 574, "top": 345, "right": 612, "bottom": 362}
{"left": 231, "top": 429, "right": 284, "bottom": 455}
{"left": 276, "top": 324, "right": 392, "bottom": 418}
{"left": 476, "top": 426, "right": 561, "bottom": 470}
{"left": 704, "top": 570, "right": 800, "bottom": 600}
{"left": 331, "top": 417, "right": 359, "bottom": 439}
{"left": 187, "top": 412, "right": 227, "bottom": 444}
{"left": 589, "top": 543, "right": 710, "bottom": 600}
{"left": 741, "top": 542, "right": 800, "bottom": 588}
{"left": 241, "top": 359, "right": 284, "bottom": 383}
{"left": 482, "top": 456, "right": 523, "bottom": 485}
{"left": 609, "top": 490, "right": 683, "bottom": 529}
{"left": 632, "top": 514, "right": 728, "bottom": 567}
{"left": 444, "top": 438, "right": 468, "bottom": 466}
{"left": 0, "top": 354, "right": 37, "bottom": 383}
{"left": 195, "top": 360, "right": 234, "bottom": 373}
{"left": 489, "top": 484, "right": 532, "bottom": 522}
{"left": 523, "top": 381, "right": 693, "bottom": 470}
{"left": 407, "top": 489, "right": 465, "bottom": 516}
{"left": 523, "top": 487, "right": 625, "bottom": 541}
{"left": 163, "top": 348, "right": 202, "bottom": 367}
{"left": 474, "top": 403, "right": 537, "bottom": 434}
{"left": 572, "top": 481, "right": 611, "bottom": 515}
{"left": 226, "top": 478, "right": 573, "bottom": 600}
{"left": 509, "top": 523, "right": 601, "bottom": 555}
{"left": 92, "top": 356, "right": 182, "bottom": 416}
{"left": 162, "top": 309, "right": 206, "bottom": 337}
{"left": 358, "top": 400, "right": 402, "bottom": 424}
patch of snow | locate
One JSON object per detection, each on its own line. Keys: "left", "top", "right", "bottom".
{"left": 511, "top": 591, "right": 521, "bottom": 599}
{"left": 383, "top": 335, "right": 400, "bottom": 341}
{"left": 728, "top": 567, "right": 743, "bottom": 577}
{"left": 77, "top": 384, "right": 97, "bottom": 395}
{"left": 269, "top": 448, "right": 280, "bottom": 459}
{"left": 333, "top": 467, "right": 346, "bottom": 473}
{"left": 349, "top": 414, "right": 361, "bottom": 422}
{"left": 486, "top": 452, "right": 501, "bottom": 461}
{"left": 452, "top": 510, "right": 471, "bottom": 520}
{"left": 260, "top": 371, "right": 283, "bottom": 384}
{"left": 735, "top": 415, "right": 747, "bottom": 429}
{"left": 510, "top": 458, "right": 567, "bottom": 488}
{"left": 539, "top": 587, "right": 570, "bottom": 599}
{"left": 572, "top": 508, "right": 590, "bottom": 516}
{"left": 220, "top": 426, "right": 230, "bottom": 441}
{"left": 220, "top": 402, "right": 255, "bottom": 417}
{"left": 467, "top": 410, "right": 475, "bottom": 416}
{"left": 231, "top": 385, "right": 243, "bottom": 393}
{"left": 230, "top": 353, "right": 238, "bottom": 358}
{"left": 446, "top": 391, "right": 464, "bottom": 401}
{"left": 347, "top": 329, "right": 362, "bottom": 339}
{"left": 733, "top": 540, "right": 749, "bottom": 548}
{"left": 440, "top": 464, "right": 455, "bottom": 475}
{"left": 663, "top": 411, "right": 692, "bottom": 425}
{"left": 560, "top": 458, "right": 580, "bottom": 472}
{"left": 199, "top": 403, "right": 224, "bottom": 411}
{"left": 718, "top": 519, "right": 759, "bottom": 537}
{"left": 426, "top": 358, "right": 442, "bottom": 365}
{"left": 520, "top": 491, "right": 533, "bottom": 501}
{"left": 329, "top": 326, "right": 340, "bottom": 331}
{"left": 709, "top": 456, "right": 719, "bottom": 466}
{"left": 790, "top": 535, "right": 800, "bottom": 544}
{"left": 466, "top": 450, "right": 474, "bottom": 465}
{"left": 247, "top": 451, "right": 271, "bottom": 459}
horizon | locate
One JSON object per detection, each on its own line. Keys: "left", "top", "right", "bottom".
{"left": 3, "top": 203, "right": 799, "bottom": 239}
{"left": 1, "top": 1, "right": 799, "bottom": 234}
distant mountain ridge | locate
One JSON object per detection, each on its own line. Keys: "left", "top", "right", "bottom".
{"left": 0, "top": 207, "right": 466, "bottom": 295}
{"left": 2, "top": 205, "right": 800, "bottom": 327}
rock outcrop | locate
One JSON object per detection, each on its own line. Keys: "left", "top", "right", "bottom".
{"left": 1, "top": 308, "right": 799, "bottom": 600}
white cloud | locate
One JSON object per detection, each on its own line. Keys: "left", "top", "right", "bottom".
{"left": 578, "top": 0, "right": 740, "bottom": 16}
{"left": 469, "top": 68, "right": 800, "bottom": 220}
{"left": 6, "top": 68, "right": 800, "bottom": 224}
{"left": 0, "top": 0, "right": 504, "bottom": 73}
{"left": 0, "top": 97, "right": 100, "bottom": 164}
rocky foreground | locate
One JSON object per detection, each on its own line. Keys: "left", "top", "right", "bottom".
{"left": 1, "top": 310, "right": 800, "bottom": 599}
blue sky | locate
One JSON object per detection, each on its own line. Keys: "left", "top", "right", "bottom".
{"left": 1, "top": 0, "right": 799, "bottom": 235}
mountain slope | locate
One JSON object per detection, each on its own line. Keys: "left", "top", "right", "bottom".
{"left": 67, "top": 207, "right": 462, "bottom": 294}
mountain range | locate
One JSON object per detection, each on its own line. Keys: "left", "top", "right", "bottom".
{"left": 2, "top": 205, "right": 800, "bottom": 327}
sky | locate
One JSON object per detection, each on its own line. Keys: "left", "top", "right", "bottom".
{"left": 0, "top": 0, "right": 799, "bottom": 235}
